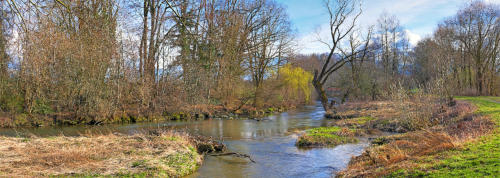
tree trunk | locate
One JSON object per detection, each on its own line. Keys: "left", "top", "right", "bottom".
{"left": 254, "top": 84, "right": 263, "bottom": 108}
{"left": 313, "top": 82, "right": 329, "bottom": 111}
{"left": 477, "top": 68, "right": 483, "bottom": 95}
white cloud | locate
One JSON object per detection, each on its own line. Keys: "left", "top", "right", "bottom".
{"left": 485, "top": 0, "right": 500, "bottom": 4}
{"left": 294, "top": 0, "right": 500, "bottom": 54}
{"left": 405, "top": 29, "right": 422, "bottom": 46}
{"left": 296, "top": 0, "right": 465, "bottom": 54}
{"left": 297, "top": 24, "right": 332, "bottom": 54}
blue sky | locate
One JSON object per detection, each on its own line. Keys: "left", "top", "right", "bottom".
{"left": 276, "top": 0, "right": 500, "bottom": 54}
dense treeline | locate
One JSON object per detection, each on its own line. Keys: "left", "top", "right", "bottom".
{"left": 414, "top": 1, "right": 499, "bottom": 96}
{"left": 295, "top": 0, "right": 499, "bottom": 109}
{"left": 0, "top": 0, "right": 498, "bottom": 127}
{"left": 0, "top": 0, "right": 312, "bottom": 126}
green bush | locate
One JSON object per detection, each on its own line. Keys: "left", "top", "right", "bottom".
{"left": 32, "top": 99, "right": 53, "bottom": 115}
{"left": 0, "top": 93, "right": 24, "bottom": 113}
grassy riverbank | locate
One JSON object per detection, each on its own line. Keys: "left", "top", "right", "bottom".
{"left": 389, "top": 96, "right": 500, "bottom": 177}
{"left": 296, "top": 126, "right": 359, "bottom": 147}
{"left": 0, "top": 131, "right": 203, "bottom": 177}
{"left": 336, "top": 96, "right": 499, "bottom": 177}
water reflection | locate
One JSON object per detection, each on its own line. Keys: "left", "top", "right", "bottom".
{"left": 0, "top": 101, "right": 369, "bottom": 178}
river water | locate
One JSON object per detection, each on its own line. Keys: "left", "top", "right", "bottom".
{"left": 0, "top": 101, "right": 370, "bottom": 178}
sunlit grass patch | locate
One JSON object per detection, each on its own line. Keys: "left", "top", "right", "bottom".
{"left": 307, "top": 126, "right": 343, "bottom": 134}
{"left": 388, "top": 96, "right": 500, "bottom": 177}
{"left": 456, "top": 96, "right": 500, "bottom": 123}
{"left": 296, "top": 126, "right": 358, "bottom": 147}
{"left": 352, "top": 116, "right": 376, "bottom": 125}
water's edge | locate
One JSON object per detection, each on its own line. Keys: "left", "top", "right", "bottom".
{"left": 0, "top": 101, "right": 371, "bottom": 178}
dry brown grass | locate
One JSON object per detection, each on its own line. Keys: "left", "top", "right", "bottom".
{"left": 337, "top": 113, "right": 495, "bottom": 178}
{"left": 339, "top": 131, "right": 454, "bottom": 177}
{"left": 0, "top": 131, "right": 201, "bottom": 177}
{"left": 333, "top": 99, "right": 477, "bottom": 133}
{"left": 336, "top": 101, "right": 402, "bottom": 120}
{"left": 334, "top": 93, "right": 496, "bottom": 178}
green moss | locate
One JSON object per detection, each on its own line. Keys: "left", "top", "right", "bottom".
{"left": 169, "top": 112, "right": 182, "bottom": 120}
{"left": 396, "top": 96, "right": 500, "bottom": 177}
{"left": 296, "top": 126, "right": 358, "bottom": 147}
{"left": 135, "top": 117, "right": 147, "bottom": 122}
{"left": 120, "top": 116, "right": 131, "bottom": 123}
{"left": 162, "top": 148, "right": 200, "bottom": 176}
{"left": 353, "top": 116, "right": 375, "bottom": 125}
{"left": 307, "top": 126, "right": 342, "bottom": 134}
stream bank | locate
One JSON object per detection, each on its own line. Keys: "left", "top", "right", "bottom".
{"left": 0, "top": 105, "right": 289, "bottom": 128}
{"left": 0, "top": 101, "right": 370, "bottom": 177}
{"left": 0, "top": 131, "right": 207, "bottom": 177}
{"left": 332, "top": 97, "right": 498, "bottom": 177}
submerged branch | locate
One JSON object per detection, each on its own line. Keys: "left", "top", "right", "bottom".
{"left": 209, "top": 152, "right": 256, "bottom": 163}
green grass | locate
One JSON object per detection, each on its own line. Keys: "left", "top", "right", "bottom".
{"left": 296, "top": 126, "right": 358, "bottom": 147}
{"left": 307, "top": 126, "right": 343, "bottom": 134}
{"left": 394, "top": 96, "right": 500, "bottom": 177}
{"left": 352, "top": 116, "right": 376, "bottom": 125}
{"left": 482, "top": 96, "right": 500, "bottom": 103}
{"left": 455, "top": 96, "right": 500, "bottom": 123}
{"left": 162, "top": 146, "right": 200, "bottom": 176}
{"left": 49, "top": 147, "right": 200, "bottom": 178}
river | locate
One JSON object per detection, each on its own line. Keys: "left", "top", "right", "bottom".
{"left": 0, "top": 101, "right": 370, "bottom": 178}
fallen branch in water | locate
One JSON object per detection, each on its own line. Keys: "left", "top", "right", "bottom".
{"left": 190, "top": 135, "right": 227, "bottom": 153}
{"left": 209, "top": 152, "right": 256, "bottom": 163}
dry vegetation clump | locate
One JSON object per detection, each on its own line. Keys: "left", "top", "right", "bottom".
{"left": 332, "top": 100, "right": 423, "bottom": 132}
{"left": 439, "top": 114, "right": 495, "bottom": 140}
{"left": 0, "top": 131, "right": 202, "bottom": 177}
{"left": 338, "top": 131, "right": 454, "bottom": 177}
{"left": 332, "top": 96, "right": 477, "bottom": 134}
{"left": 333, "top": 88, "right": 497, "bottom": 177}
{"left": 335, "top": 101, "right": 403, "bottom": 120}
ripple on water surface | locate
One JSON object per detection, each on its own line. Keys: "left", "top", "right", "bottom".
{"left": 0, "top": 101, "right": 369, "bottom": 178}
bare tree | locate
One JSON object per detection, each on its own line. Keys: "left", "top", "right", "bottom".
{"left": 451, "top": 1, "right": 499, "bottom": 94}
{"left": 247, "top": 0, "right": 292, "bottom": 107}
{"left": 0, "top": 1, "right": 9, "bottom": 80}
{"left": 312, "top": 0, "right": 371, "bottom": 111}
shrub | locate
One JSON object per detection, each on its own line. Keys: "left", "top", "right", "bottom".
{"left": 31, "top": 99, "right": 53, "bottom": 115}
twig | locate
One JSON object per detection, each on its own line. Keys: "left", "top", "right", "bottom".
{"left": 209, "top": 152, "right": 256, "bottom": 163}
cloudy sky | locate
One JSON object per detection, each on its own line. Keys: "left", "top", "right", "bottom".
{"left": 276, "top": 0, "right": 500, "bottom": 54}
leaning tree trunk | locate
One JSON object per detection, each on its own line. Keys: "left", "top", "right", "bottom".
{"left": 313, "top": 81, "right": 330, "bottom": 111}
